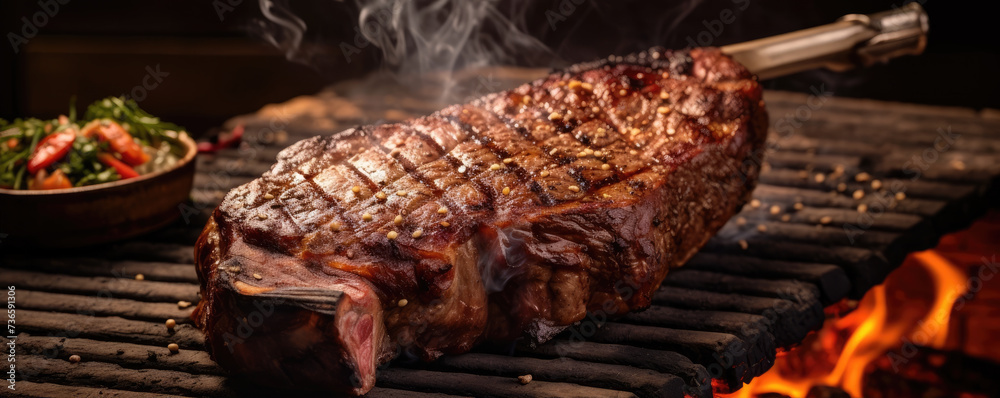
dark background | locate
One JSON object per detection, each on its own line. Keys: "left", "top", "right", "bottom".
{"left": 1, "top": 0, "right": 996, "bottom": 137}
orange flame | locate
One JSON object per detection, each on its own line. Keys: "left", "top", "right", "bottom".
{"left": 722, "top": 249, "right": 968, "bottom": 398}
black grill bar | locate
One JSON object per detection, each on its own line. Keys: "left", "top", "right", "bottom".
{"left": 684, "top": 253, "right": 851, "bottom": 304}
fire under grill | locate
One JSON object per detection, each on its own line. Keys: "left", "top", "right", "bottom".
{"left": 3, "top": 69, "right": 999, "bottom": 398}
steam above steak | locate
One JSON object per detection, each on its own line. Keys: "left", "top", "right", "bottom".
{"left": 193, "top": 47, "right": 768, "bottom": 395}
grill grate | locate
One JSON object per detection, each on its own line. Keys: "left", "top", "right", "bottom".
{"left": 3, "top": 68, "right": 999, "bottom": 398}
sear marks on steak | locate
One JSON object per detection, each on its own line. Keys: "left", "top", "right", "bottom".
{"left": 193, "top": 47, "right": 768, "bottom": 395}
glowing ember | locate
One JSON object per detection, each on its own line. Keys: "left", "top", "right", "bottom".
{"left": 722, "top": 249, "right": 969, "bottom": 398}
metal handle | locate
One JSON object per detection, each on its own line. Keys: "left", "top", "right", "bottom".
{"left": 720, "top": 3, "right": 929, "bottom": 80}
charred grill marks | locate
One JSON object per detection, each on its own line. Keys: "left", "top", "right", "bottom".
{"left": 194, "top": 47, "right": 767, "bottom": 396}
{"left": 448, "top": 112, "right": 560, "bottom": 207}
{"left": 442, "top": 113, "right": 552, "bottom": 206}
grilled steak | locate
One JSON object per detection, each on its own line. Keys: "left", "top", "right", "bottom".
{"left": 193, "top": 47, "right": 767, "bottom": 395}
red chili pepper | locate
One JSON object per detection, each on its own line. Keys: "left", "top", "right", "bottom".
{"left": 35, "top": 169, "right": 73, "bottom": 190}
{"left": 27, "top": 130, "right": 75, "bottom": 174}
{"left": 84, "top": 121, "right": 150, "bottom": 166}
{"left": 198, "top": 124, "right": 244, "bottom": 153}
{"left": 98, "top": 153, "right": 140, "bottom": 179}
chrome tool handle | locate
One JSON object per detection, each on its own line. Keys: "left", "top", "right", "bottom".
{"left": 720, "top": 3, "right": 929, "bottom": 80}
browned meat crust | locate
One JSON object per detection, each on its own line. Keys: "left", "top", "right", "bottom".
{"left": 193, "top": 47, "right": 768, "bottom": 395}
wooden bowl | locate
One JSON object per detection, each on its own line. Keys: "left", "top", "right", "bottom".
{"left": 0, "top": 134, "right": 198, "bottom": 248}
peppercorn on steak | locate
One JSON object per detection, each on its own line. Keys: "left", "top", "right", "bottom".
{"left": 194, "top": 47, "right": 768, "bottom": 395}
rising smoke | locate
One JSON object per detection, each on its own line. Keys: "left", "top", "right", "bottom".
{"left": 351, "top": 0, "right": 552, "bottom": 75}
{"left": 254, "top": 0, "right": 557, "bottom": 100}
{"left": 251, "top": 0, "right": 792, "bottom": 100}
